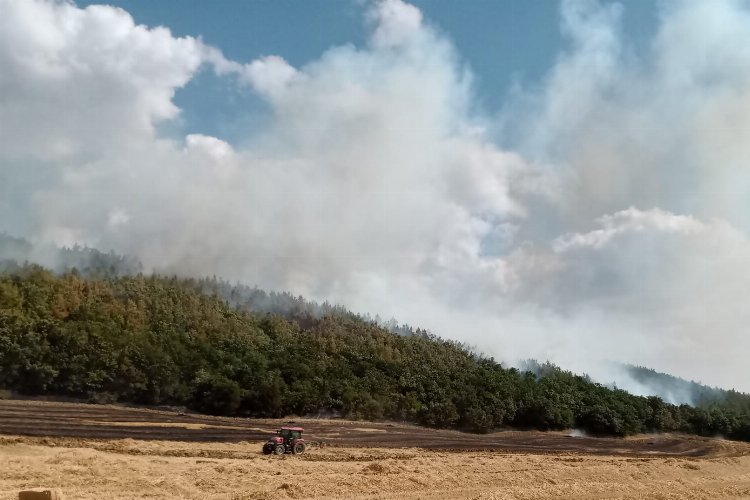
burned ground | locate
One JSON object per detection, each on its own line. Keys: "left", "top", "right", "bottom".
{"left": 2, "top": 400, "right": 749, "bottom": 499}
{"left": 0, "top": 399, "right": 742, "bottom": 457}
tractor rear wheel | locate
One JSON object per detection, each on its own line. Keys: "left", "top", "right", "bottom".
{"left": 293, "top": 442, "right": 306, "bottom": 455}
{"left": 274, "top": 444, "right": 285, "bottom": 455}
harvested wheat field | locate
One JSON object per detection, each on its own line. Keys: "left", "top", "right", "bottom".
{"left": 1, "top": 400, "right": 749, "bottom": 499}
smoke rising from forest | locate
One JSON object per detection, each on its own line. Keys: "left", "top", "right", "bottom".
{"left": 2, "top": 0, "right": 750, "bottom": 394}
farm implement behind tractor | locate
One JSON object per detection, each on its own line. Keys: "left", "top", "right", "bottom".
{"left": 262, "top": 426, "right": 306, "bottom": 455}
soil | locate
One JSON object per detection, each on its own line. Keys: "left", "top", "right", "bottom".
{"left": 0, "top": 399, "right": 737, "bottom": 456}
{"left": 1, "top": 399, "right": 749, "bottom": 499}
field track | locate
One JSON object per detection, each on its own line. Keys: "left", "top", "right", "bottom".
{"left": 0, "top": 399, "right": 745, "bottom": 457}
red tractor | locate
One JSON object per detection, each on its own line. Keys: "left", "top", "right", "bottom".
{"left": 262, "top": 426, "right": 306, "bottom": 455}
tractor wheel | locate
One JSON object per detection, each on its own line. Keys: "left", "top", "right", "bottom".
{"left": 293, "top": 442, "right": 306, "bottom": 455}
{"left": 262, "top": 445, "right": 272, "bottom": 455}
{"left": 274, "top": 444, "right": 285, "bottom": 455}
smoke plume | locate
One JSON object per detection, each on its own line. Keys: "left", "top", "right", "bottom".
{"left": 1, "top": 0, "right": 749, "bottom": 393}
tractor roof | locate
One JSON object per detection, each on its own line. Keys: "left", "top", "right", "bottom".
{"left": 280, "top": 426, "right": 304, "bottom": 432}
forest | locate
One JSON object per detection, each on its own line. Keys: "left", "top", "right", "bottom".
{"left": 1, "top": 262, "right": 749, "bottom": 441}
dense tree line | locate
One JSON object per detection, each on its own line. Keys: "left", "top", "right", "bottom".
{"left": 1, "top": 265, "right": 749, "bottom": 441}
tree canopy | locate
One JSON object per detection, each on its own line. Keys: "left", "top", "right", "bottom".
{"left": 0, "top": 265, "right": 748, "bottom": 441}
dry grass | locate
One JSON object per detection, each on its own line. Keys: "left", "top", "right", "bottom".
{"left": 80, "top": 420, "right": 252, "bottom": 431}
{"left": 1, "top": 435, "right": 749, "bottom": 499}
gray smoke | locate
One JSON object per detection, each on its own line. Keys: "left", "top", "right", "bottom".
{"left": 1, "top": 0, "right": 749, "bottom": 393}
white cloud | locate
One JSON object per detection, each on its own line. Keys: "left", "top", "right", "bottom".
{"left": 368, "top": 0, "right": 423, "bottom": 48}
{"left": 1, "top": 0, "right": 536, "bottom": 294}
{"left": 2, "top": 0, "right": 750, "bottom": 393}
{"left": 240, "top": 55, "right": 298, "bottom": 98}
{"left": 0, "top": 0, "right": 207, "bottom": 162}
{"left": 185, "top": 134, "right": 235, "bottom": 161}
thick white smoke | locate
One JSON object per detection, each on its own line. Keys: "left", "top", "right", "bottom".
{"left": 1, "top": 0, "right": 749, "bottom": 393}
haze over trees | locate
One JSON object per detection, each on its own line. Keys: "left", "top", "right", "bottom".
{"left": 1, "top": 261, "right": 748, "bottom": 441}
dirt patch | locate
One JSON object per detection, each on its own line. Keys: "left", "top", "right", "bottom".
{"left": 80, "top": 420, "right": 250, "bottom": 430}
{"left": 1, "top": 399, "right": 745, "bottom": 458}
{"left": 1, "top": 399, "right": 749, "bottom": 498}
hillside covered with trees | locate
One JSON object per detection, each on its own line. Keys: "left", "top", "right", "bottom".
{"left": 1, "top": 265, "right": 749, "bottom": 441}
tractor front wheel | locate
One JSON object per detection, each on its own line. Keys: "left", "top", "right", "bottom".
{"left": 293, "top": 442, "right": 306, "bottom": 455}
{"left": 274, "top": 444, "right": 285, "bottom": 455}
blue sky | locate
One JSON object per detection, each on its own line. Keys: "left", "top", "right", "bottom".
{"left": 4, "top": 0, "right": 750, "bottom": 391}
{"left": 77, "top": 0, "right": 658, "bottom": 142}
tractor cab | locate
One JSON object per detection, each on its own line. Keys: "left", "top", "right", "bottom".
{"left": 278, "top": 427, "right": 303, "bottom": 441}
{"left": 263, "top": 426, "right": 306, "bottom": 455}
